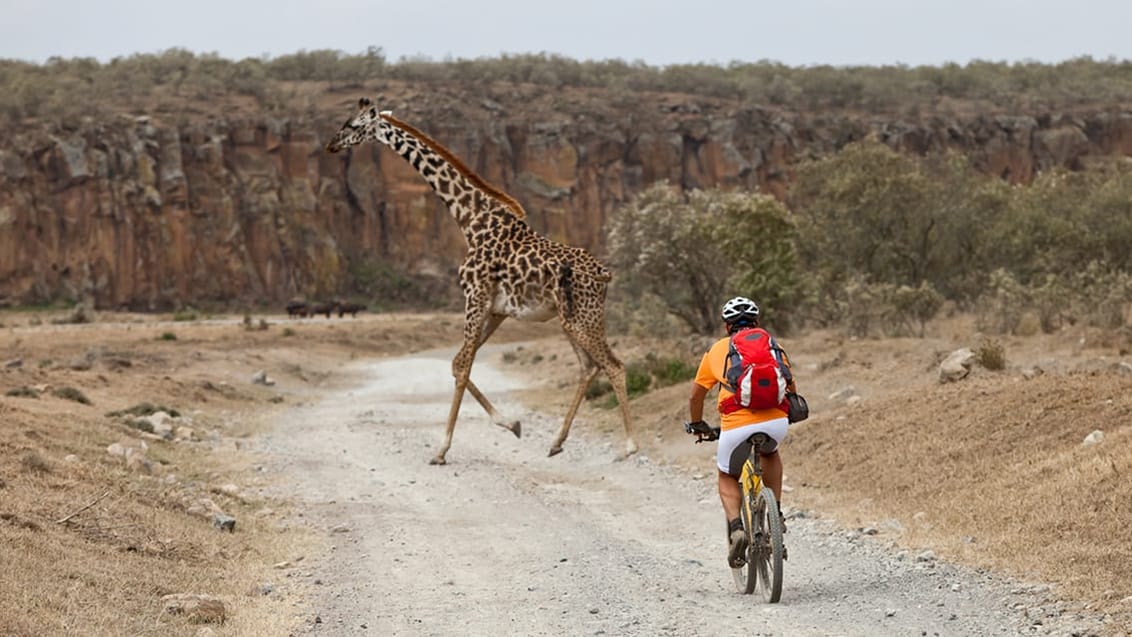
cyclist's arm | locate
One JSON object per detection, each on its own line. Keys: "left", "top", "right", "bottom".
{"left": 689, "top": 382, "right": 710, "bottom": 424}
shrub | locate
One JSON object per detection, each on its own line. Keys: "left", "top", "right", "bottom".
{"left": 624, "top": 363, "right": 652, "bottom": 397}
{"left": 51, "top": 386, "right": 91, "bottom": 405}
{"left": 159, "top": 332, "right": 177, "bottom": 341}
{"left": 606, "top": 183, "right": 798, "bottom": 334}
{"left": 172, "top": 308, "right": 200, "bottom": 321}
{"left": 5, "top": 386, "right": 39, "bottom": 398}
{"left": 20, "top": 452, "right": 51, "bottom": 474}
{"left": 975, "top": 338, "right": 1007, "bottom": 371}
{"left": 643, "top": 352, "right": 697, "bottom": 387}
{"left": 106, "top": 402, "right": 181, "bottom": 418}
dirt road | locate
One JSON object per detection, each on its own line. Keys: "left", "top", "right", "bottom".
{"left": 260, "top": 345, "right": 1072, "bottom": 636}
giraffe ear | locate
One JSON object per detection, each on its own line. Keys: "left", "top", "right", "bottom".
{"left": 358, "top": 97, "right": 372, "bottom": 109}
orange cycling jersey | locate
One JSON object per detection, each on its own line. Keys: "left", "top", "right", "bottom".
{"left": 695, "top": 337, "right": 792, "bottom": 431}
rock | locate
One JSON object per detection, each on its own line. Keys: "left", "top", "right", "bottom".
{"left": 212, "top": 513, "right": 237, "bottom": 533}
{"left": 187, "top": 498, "right": 224, "bottom": 518}
{"left": 828, "top": 386, "right": 859, "bottom": 402}
{"left": 915, "top": 549, "right": 937, "bottom": 562}
{"left": 173, "top": 425, "right": 196, "bottom": 441}
{"left": 1021, "top": 366, "right": 1044, "bottom": 380}
{"left": 107, "top": 443, "right": 128, "bottom": 457}
{"left": 1082, "top": 430, "right": 1104, "bottom": 446}
{"left": 1114, "top": 361, "right": 1132, "bottom": 377}
{"left": 3, "top": 358, "right": 22, "bottom": 368}
{"left": 939, "top": 348, "right": 976, "bottom": 383}
{"left": 845, "top": 395, "right": 862, "bottom": 407}
{"left": 125, "top": 451, "right": 154, "bottom": 474}
{"left": 161, "top": 593, "right": 227, "bottom": 623}
{"left": 251, "top": 370, "right": 275, "bottom": 386}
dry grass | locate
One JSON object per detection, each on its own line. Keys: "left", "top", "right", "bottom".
{"left": 788, "top": 372, "right": 1132, "bottom": 598}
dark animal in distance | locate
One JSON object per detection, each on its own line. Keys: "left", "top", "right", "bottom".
{"left": 338, "top": 302, "right": 366, "bottom": 317}
{"left": 286, "top": 301, "right": 309, "bottom": 318}
{"left": 309, "top": 302, "right": 339, "bottom": 318}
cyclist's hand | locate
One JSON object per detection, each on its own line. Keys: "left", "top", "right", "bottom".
{"left": 684, "top": 420, "right": 720, "bottom": 443}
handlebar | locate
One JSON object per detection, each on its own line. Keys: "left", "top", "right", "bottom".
{"left": 684, "top": 420, "right": 720, "bottom": 443}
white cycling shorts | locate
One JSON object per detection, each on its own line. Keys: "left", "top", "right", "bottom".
{"left": 717, "top": 417, "right": 789, "bottom": 476}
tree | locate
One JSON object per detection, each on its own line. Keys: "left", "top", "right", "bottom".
{"left": 606, "top": 182, "right": 799, "bottom": 334}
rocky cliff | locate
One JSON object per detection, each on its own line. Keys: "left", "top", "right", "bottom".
{"left": 1, "top": 84, "right": 1130, "bottom": 309}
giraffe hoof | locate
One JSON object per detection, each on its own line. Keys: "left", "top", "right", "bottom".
{"left": 428, "top": 456, "right": 447, "bottom": 466}
{"left": 547, "top": 446, "right": 563, "bottom": 458}
{"left": 510, "top": 421, "right": 522, "bottom": 439}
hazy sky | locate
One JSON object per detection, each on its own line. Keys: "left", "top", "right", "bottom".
{"left": 2, "top": 0, "right": 1130, "bottom": 68}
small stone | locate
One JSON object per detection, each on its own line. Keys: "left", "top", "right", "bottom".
{"left": 1082, "top": 430, "right": 1104, "bottom": 446}
{"left": 589, "top": 608, "right": 599, "bottom": 614}
{"left": 251, "top": 370, "right": 275, "bottom": 386}
{"left": 3, "top": 358, "right": 22, "bottom": 368}
{"left": 915, "top": 550, "right": 937, "bottom": 562}
{"left": 884, "top": 608, "right": 897, "bottom": 617}
{"left": 211, "top": 513, "right": 236, "bottom": 533}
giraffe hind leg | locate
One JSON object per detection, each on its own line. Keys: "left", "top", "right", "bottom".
{"left": 550, "top": 320, "right": 638, "bottom": 459}
{"left": 549, "top": 364, "right": 600, "bottom": 456}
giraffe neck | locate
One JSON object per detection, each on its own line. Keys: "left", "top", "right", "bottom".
{"left": 379, "top": 114, "right": 526, "bottom": 243}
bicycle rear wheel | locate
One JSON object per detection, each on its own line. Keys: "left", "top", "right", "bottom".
{"left": 751, "top": 487, "right": 784, "bottom": 603}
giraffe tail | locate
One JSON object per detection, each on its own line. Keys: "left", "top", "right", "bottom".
{"left": 558, "top": 262, "right": 576, "bottom": 319}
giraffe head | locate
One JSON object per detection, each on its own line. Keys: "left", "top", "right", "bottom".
{"left": 325, "top": 97, "right": 393, "bottom": 153}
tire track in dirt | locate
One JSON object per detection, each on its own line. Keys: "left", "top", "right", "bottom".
{"left": 261, "top": 345, "right": 1069, "bottom": 636}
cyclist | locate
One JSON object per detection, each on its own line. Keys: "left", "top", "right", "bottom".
{"left": 686, "top": 296, "right": 794, "bottom": 566}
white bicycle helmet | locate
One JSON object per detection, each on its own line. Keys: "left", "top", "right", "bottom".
{"left": 721, "top": 296, "right": 760, "bottom": 324}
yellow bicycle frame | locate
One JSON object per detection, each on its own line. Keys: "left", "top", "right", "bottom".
{"left": 740, "top": 457, "right": 762, "bottom": 505}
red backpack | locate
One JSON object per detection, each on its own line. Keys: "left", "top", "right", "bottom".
{"left": 719, "top": 327, "right": 792, "bottom": 414}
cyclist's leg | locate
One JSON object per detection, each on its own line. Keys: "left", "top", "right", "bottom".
{"left": 760, "top": 449, "right": 783, "bottom": 502}
{"left": 717, "top": 469, "right": 742, "bottom": 522}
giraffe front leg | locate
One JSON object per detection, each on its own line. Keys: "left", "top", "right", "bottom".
{"left": 430, "top": 371, "right": 469, "bottom": 466}
{"left": 465, "top": 380, "right": 521, "bottom": 438}
{"left": 460, "top": 312, "right": 520, "bottom": 437}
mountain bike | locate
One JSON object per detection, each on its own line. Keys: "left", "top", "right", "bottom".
{"left": 685, "top": 421, "right": 785, "bottom": 602}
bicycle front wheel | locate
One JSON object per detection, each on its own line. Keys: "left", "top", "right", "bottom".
{"left": 751, "top": 487, "right": 784, "bottom": 603}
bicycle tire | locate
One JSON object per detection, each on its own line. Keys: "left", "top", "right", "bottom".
{"left": 751, "top": 487, "right": 784, "bottom": 603}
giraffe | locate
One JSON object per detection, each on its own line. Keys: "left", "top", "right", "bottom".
{"left": 325, "top": 98, "right": 638, "bottom": 465}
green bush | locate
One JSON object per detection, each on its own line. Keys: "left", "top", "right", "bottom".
{"left": 106, "top": 402, "right": 181, "bottom": 418}
{"left": 624, "top": 363, "right": 652, "bottom": 397}
{"left": 51, "top": 386, "right": 91, "bottom": 405}
{"left": 5, "top": 386, "right": 39, "bottom": 398}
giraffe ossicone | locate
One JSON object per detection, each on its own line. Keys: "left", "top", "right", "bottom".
{"left": 326, "top": 98, "right": 638, "bottom": 465}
